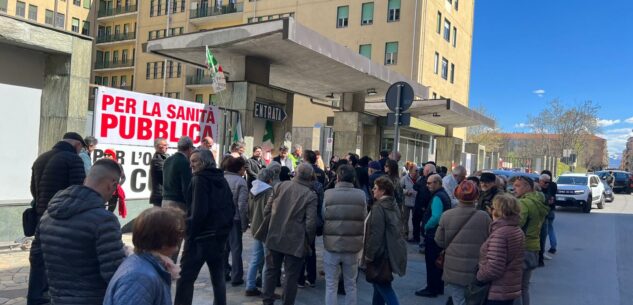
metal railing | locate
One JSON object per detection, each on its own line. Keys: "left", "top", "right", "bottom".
{"left": 98, "top": 5, "right": 138, "bottom": 18}
{"left": 190, "top": 2, "right": 243, "bottom": 19}
{"left": 186, "top": 75, "right": 215, "bottom": 85}
{"left": 94, "top": 59, "right": 135, "bottom": 70}
{"left": 96, "top": 32, "right": 136, "bottom": 44}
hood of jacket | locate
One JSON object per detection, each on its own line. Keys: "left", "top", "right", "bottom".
{"left": 490, "top": 215, "right": 520, "bottom": 232}
{"left": 374, "top": 196, "right": 398, "bottom": 211}
{"left": 196, "top": 168, "right": 226, "bottom": 186}
{"left": 251, "top": 180, "right": 272, "bottom": 196}
{"left": 46, "top": 185, "right": 105, "bottom": 220}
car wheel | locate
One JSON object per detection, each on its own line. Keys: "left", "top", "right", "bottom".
{"left": 583, "top": 194, "right": 592, "bottom": 213}
{"left": 598, "top": 194, "right": 605, "bottom": 209}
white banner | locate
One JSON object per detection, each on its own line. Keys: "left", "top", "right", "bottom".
{"left": 94, "top": 87, "right": 221, "bottom": 147}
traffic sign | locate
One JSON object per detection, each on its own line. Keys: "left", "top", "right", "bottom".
{"left": 385, "top": 82, "right": 414, "bottom": 112}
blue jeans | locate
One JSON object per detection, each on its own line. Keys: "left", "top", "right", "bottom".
{"left": 547, "top": 211, "right": 557, "bottom": 250}
{"left": 372, "top": 282, "right": 400, "bottom": 305}
{"left": 246, "top": 239, "right": 265, "bottom": 290}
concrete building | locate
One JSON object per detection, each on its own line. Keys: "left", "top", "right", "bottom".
{"left": 621, "top": 137, "right": 633, "bottom": 171}
{"left": 2, "top": 0, "right": 492, "bottom": 167}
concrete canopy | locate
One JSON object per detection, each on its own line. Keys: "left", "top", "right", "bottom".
{"left": 146, "top": 18, "right": 429, "bottom": 102}
{"left": 365, "top": 99, "right": 496, "bottom": 129}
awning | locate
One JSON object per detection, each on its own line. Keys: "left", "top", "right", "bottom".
{"left": 146, "top": 18, "right": 429, "bottom": 101}
{"left": 366, "top": 99, "right": 496, "bottom": 129}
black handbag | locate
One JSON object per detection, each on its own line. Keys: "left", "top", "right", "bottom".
{"left": 464, "top": 278, "right": 491, "bottom": 305}
{"left": 22, "top": 200, "right": 38, "bottom": 237}
{"left": 365, "top": 255, "right": 393, "bottom": 284}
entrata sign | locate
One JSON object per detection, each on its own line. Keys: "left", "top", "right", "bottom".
{"left": 254, "top": 101, "right": 287, "bottom": 121}
{"left": 94, "top": 87, "right": 221, "bottom": 147}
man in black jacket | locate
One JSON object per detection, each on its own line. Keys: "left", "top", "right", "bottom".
{"left": 246, "top": 146, "right": 265, "bottom": 189}
{"left": 38, "top": 159, "right": 126, "bottom": 305}
{"left": 149, "top": 138, "right": 168, "bottom": 207}
{"left": 411, "top": 163, "right": 436, "bottom": 243}
{"left": 162, "top": 136, "right": 194, "bottom": 211}
{"left": 28, "top": 132, "right": 87, "bottom": 305}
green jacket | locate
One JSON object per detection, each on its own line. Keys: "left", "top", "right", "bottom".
{"left": 518, "top": 191, "right": 549, "bottom": 252}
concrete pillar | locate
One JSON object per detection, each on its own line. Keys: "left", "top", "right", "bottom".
{"left": 333, "top": 111, "right": 361, "bottom": 157}
{"left": 435, "top": 137, "right": 463, "bottom": 170}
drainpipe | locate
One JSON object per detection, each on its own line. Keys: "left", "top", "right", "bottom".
{"left": 162, "top": 0, "right": 172, "bottom": 96}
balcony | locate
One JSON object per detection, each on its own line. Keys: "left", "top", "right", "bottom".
{"left": 96, "top": 32, "right": 136, "bottom": 44}
{"left": 186, "top": 75, "right": 214, "bottom": 87}
{"left": 190, "top": 3, "right": 243, "bottom": 24}
{"left": 94, "top": 60, "right": 135, "bottom": 70}
{"left": 98, "top": 5, "right": 138, "bottom": 19}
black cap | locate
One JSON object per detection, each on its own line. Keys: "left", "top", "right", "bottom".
{"left": 480, "top": 172, "right": 496, "bottom": 183}
{"left": 63, "top": 132, "right": 87, "bottom": 148}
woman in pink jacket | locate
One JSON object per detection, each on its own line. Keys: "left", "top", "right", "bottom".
{"left": 477, "top": 194, "right": 525, "bottom": 305}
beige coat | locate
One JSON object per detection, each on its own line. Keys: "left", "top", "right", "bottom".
{"left": 363, "top": 196, "right": 407, "bottom": 276}
{"left": 435, "top": 202, "right": 491, "bottom": 286}
{"left": 261, "top": 177, "right": 317, "bottom": 258}
{"left": 323, "top": 182, "right": 367, "bottom": 253}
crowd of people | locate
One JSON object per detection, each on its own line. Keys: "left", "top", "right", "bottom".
{"left": 26, "top": 132, "right": 559, "bottom": 305}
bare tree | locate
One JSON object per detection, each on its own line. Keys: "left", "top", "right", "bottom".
{"left": 467, "top": 106, "right": 503, "bottom": 152}
{"left": 528, "top": 99, "right": 600, "bottom": 159}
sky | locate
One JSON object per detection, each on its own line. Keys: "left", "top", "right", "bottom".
{"left": 469, "top": 0, "right": 633, "bottom": 158}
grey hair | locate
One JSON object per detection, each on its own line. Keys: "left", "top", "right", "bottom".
{"left": 257, "top": 168, "right": 275, "bottom": 182}
{"left": 84, "top": 136, "right": 98, "bottom": 146}
{"left": 453, "top": 166, "right": 467, "bottom": 176}
{"left": 177, "top": 136, "right": 194, "bottom": 152}
{"left": 429, "top": 174, "right": 443, "bottom": 185}
{"left": 424, "top": 163, "right": 436, "bottom": 173}
{"left": 293, "top": 144, "right": 302, "bottom": 151}
{"left": 154, "top": 137, "right": 166, "bottom": 149}
{"left": 279, "top": 145, "right": 289, "bottom": 152}
{"left": 540, "top": 174, "right": 551, "bottom": 182}
{"left": 191, "top": 149, "right": 215, "bottom": 169}
{"left": 295, "top": 163, "right": 314, "bottom": 181}
{"left": 267, "top": 161, "right": 282, "bottom": 177}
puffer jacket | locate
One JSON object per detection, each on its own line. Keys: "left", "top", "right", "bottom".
{"left": 38, "top": 185, "right": 126, "bottom": 305}
{"left": 224, "top": 171, "right": 249, "bottom": 231}
{"left": 249, "top": 180, "right": 273, "bottom": 239}
{"left": 363, "top": 196, "right": 407, "bottom": 277}
{"left": 435, "top": 203, "right": 491, "bottom": 286}
{"left": 103, "top": 253, "right": 172, "bottom": 305}
{"left": 477, "top": 215, "right": 525, "bottom": 301}
{"left": 518, "top": 191, "right": 549, "bottom": 251}
{"left": 31, "top": 141, "right": 86, "bottom": 215}
{"left": 323, "top": 182, "right": 367, "bottom": 253}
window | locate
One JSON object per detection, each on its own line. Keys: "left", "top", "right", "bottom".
{"left": 432, "top": 92, "right": 437, "bottom": 99}
{"left": 115, "top": 25, "right": 121, "bottom": 36}
{"left": 157, "top": 0, "right": 161, "bottom": 16}
{"left": 95, "top": 76, "right": 102, "bottom": 85}
{"left": 387, "top": 0, "right": 400, "bottom": 22}
{"left": 71, "top": 18, "right": 80, "bottom": 33}
{"left": 453, "top": 27, "right": 457, "bottom": 47}
{"left": 113, "top": 51, "right": 119, "bottom": 64}
{"left": 444, "top": 19, "right": 451, "bottom": 42}
{"left": 111, "top": 76, "right": 118, "bottom": 87}
{"left": 441, "top": 57, "right": 448, "bottom": 80}
{"left": 123, "top": 24, "right": 129, "bottom": 34}
{"left": 148, "top": 31, "right": 153, "bottom": 40}
{"left": 121, "top": 75, "right": 127, "bottom": 87}
{"left": 150, "top": 0, "right": 154, "bottom": 16}
{"left": 385, "top": 42, "right": 398, "bottom": 65}
{"left": 102, "top": 76, "right": 109, "bottom": 86}
{"left": 153, "top": 62, "right": 158, "bottom": 79}
{"left": 336, "top": 6, "right": 348, "bottom": 28}
{"left": 447, "top": 0, "right": 452, "bottom": 4}
{"left": 450, "top": 63, "right": 455, "bottom": 83}
{"left": 361, "top": 2, "right": 373, "bottom": 25}
{"left": 436, "top": 11, "right": 442, "bottom": 34}
{"left": 181, "top": 0, "right": 185, "bottom": 12}
{"left": 195, "top": 94, "right": 203, "bottom": 103}
{"left": 177, "top": 63, "right": 182, "bottom": 77}
{"left": 0, "top": 0, "right": 7, "bottom": 12}
{"left": 434, "top": 52, "right": 439, "bottom": 74}
{"left": 82, "top": 21, "right": 90, "bottom": 35}
{"left": 455, "top": 0, "right": 459, "bottom": 10}
{"left": 122, "top": 49, "right": 128, "bottom": 63}
{"left": 167, "top": 61, "right": 174, "bottom": 78}
{"left": 16, "top": 1, "right": 25, "bottom": 17}
{"left": 28, "top": 5, "right": 37, "bottom": 21}
{"left": 146, "top": 62, "right": 151, "bottom": 79}
{"left": 55, "top": 13, "right": 64, "bottom": 28}
{"left": 73, "top": 0, "right": 81, "bottom": 6}
{"left": 83, "top": 0, "right": 90, "bottom": 9}
{"left": 359, "top": 44, "right": 372, "bottom": 59}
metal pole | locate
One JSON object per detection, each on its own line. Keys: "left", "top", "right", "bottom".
{"left": 394, "top": 84, "right": 402, "bottom": 153}
{"left": 162, "top": 0, "right": 172, "bottom": 96}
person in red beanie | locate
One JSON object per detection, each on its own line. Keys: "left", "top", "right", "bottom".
{"left": 434, "top": 180, "right": 491, "bottom": 305}
{"left": 103, "top": 149, "right": 127, "bottom": 218}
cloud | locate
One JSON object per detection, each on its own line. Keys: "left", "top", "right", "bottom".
{"left": 532, "top": 89, "right": 545, "bottom": 97}
{"left": 597, "top": 119, "right": 621, "bottom": 127}
{"left": 600, "top": 129, "right": 633, "bottom": 156}
{"left": 626, "top": 117, "right": 633, "bottom": 124}
{"left": 605, "top": 128, "right": 633, "bottom": 134}
{"left": 514, "top": 123, "right": 534, "bottom": 129}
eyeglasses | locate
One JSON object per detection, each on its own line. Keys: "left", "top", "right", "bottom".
{"left": 426, "top": 181, "right": 436, "bottom": 186}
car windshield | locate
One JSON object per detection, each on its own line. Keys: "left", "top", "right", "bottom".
{"left": 557, "top": 176, "right": 588, "bottom": 185}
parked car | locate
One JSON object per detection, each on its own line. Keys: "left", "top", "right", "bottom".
{"left": 487, "top": 170, "right": 540, "bottom": 193}
{"left": 555, "top": 173, "right": 605, "bottom": 213}
{"left": 601, "top": 180, "right": 615, "bottom": 203}
{"left": 595, "top": 170, "right": 633, "bottom": 194}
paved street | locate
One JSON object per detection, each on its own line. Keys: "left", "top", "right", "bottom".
{"left": 1, "top": 194, "right": 633, "bottom": 305}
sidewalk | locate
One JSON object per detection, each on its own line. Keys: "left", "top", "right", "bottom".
{"left": 0, "top": 234, "right": 443, "bottom": 305}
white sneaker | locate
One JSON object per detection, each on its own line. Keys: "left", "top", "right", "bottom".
{"left": 544, "top": 254, "right": 553, "bottom": 260}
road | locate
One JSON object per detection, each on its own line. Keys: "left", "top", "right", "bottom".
{"left": 2, "top": 194, "right": 633, "bottom": 305}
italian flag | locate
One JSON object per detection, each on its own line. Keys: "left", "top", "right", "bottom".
{"left": 205, "top": 45, "right": 223, "bottom": 74}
